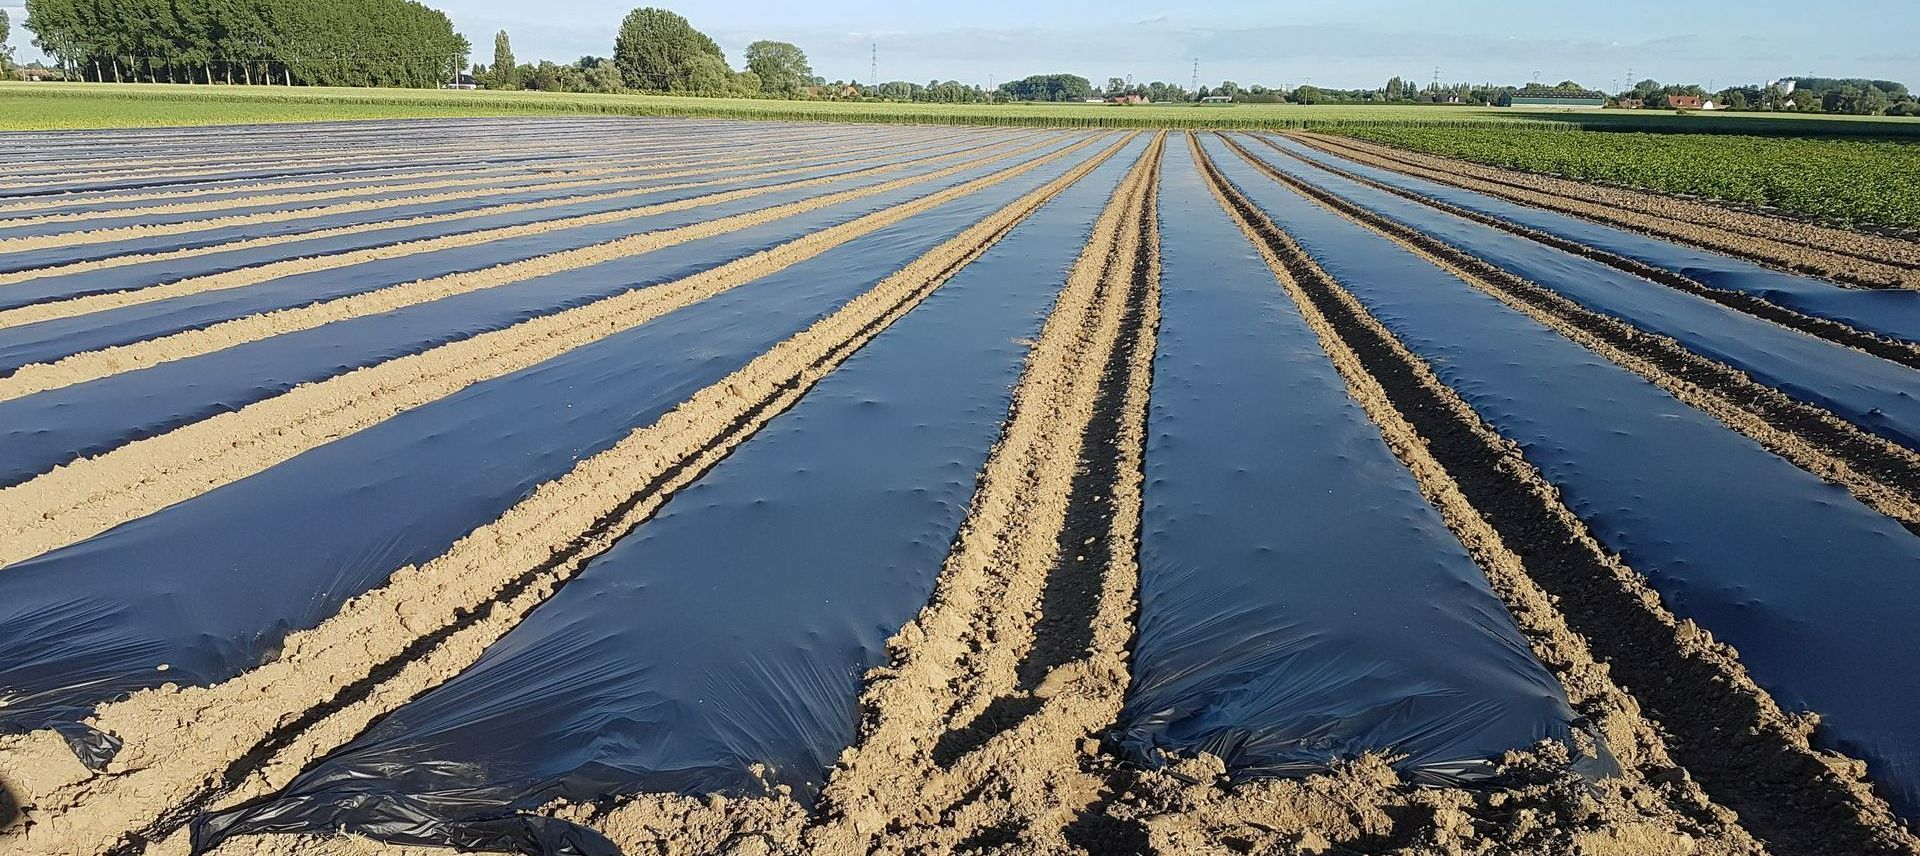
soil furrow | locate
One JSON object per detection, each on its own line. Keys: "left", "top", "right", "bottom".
{"left": 0, "top": 131, "right": 807, "bottom": 195}
{"left": 1174, "top": 130, "right": 1764, "bottom": 856}
{"left": 0, "top": 134, "right": 1096, "bottom": 570}
{"left": 0, "top": 128, "right": 893, "bottom": 217}
{"left": 0, "top": 122, "right": 849, "bottom": 181}
{"left": 0, "top": 136, "right": 962, "bottom": 252}
{"left": 1255, "top": 133, "right": 1920, "bottom": 368}
{"left": 0, "top": 134, "right": 1067, "bottom": 412}
{"left": 0, "top": 133, "right": 1134, "bottom": 856}
{"left": 1195, "top": 132, "right": 1918, "bottom": 856}
{"left": 0, "top": 133, "right": 947, "bottom": 230}
{"left": 803, "top": 132, "right": 1162, "bottom": 856}
{"left": 1295, "top": 130, "right": 1920, "bottom": 282}
{"left": 1215, "top": 133, "right": 1920, "bottom": 534}
{"left": 0, "top": 133, "right": 1040, "bottom": 292}
{"left": 0, "top": 135, "right": 1024, "bottom": 330}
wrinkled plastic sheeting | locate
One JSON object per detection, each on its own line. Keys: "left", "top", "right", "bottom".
{"left": 1232, "top": 136, "right": 1920, "bottom": 454}
{"left": 1204, "top": 134, "right": 1920, "bottom": 819}
{"left": 0, "top": 139, "right": 1093, "bottom": 746}
{"left": 190, "top": 136, "right": 1140, "bottom": 856}
{"left": 197, "top": 797, "right": 623, "bottom": 856}
{"left": 1260, "top": 134, "right": 1920, "bottom": 347}
{"left": 0, "top": 168, "right": 1007, "bottom": 489}
{"left": 1115, "top": 140, "right": 1584, "bottom": 786}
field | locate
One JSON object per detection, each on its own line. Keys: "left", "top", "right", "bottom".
{"left": 1, "top": 116, "right": 1919, "bottom": 856}
{"left": 10, "top": 81, "right": 1920, "bottom": 135}
{"left": 1337, "top": 125, "right": 1920, "bottom": 231}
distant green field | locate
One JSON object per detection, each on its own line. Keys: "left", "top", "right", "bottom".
{"left": 6, "top": 82, "right": 1919, "bottom": 137}
{"left": 1335, "top": 125, "right": 1920, "bottom": 231}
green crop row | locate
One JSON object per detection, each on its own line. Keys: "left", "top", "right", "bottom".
{"left": 1337, "top": 125, "right": 1920, "bottom": 231}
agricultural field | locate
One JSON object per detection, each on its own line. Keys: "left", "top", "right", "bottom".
{"left": 11, "top": 81, "right": 1920, "bottom": 135}
{"left": 0, "top": 115, "right": 1918, "bottom": 856}
{"left": 1336, "top": 124, "right": 1920, "bottom": 231}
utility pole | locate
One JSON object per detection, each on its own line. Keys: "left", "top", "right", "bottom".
{"left": 1432, "top": 65, "right": 1441, "bottom": 92}
{"left": 1190, "top": 58, "right": 1198, "bottom": 94}
{"left": 870, "top": 43, "right": 877, "bottom": 88}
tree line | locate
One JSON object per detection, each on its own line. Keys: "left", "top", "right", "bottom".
{"left": 22, "top": 0, "right": 467, "bottom": 87}
{"left": 15, "top": 3, "right": 1918, "bottom": 116}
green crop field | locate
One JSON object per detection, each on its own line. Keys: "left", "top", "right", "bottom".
{"left": 7, "top": 82, "right": 1919, "bottom": 136}
{"left": 1337, "top": 125, "right": 1920, "bottom": 231}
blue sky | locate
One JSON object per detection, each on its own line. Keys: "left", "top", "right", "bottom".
{"left": 5, "top": 1, "right": 1918, "bottom": 90}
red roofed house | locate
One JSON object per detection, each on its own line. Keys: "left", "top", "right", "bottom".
{"left": 1668, "top": 94, "right": 1705, "bottom": 109}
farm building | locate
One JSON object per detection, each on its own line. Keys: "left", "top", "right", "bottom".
{"left": 1509, "top": 87, "right": 1607, "bottom": 108}
{"left": 1199, "top": 94, "right": 1233, "bottom": 103}
{"left": 1668, "top": 95, "right": 1705, "bottom": 109}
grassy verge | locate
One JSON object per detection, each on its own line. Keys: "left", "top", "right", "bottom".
{"left": 1336, "top": 125, "right": 1920, "bottom": 231}
{"left": 7, "top": 82, "right": 1919, "bottom": 135}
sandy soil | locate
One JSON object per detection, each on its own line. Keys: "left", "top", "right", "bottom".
{"left": 0, "top": 134, "right": 1038, "bottom": 325}
{"left": 6, "top": 123, "right": 1919, "bottom": 856}
{"left": 0, "top": 133, "right": 1063, "bottom": 411}
{"left": 1215, "top": 133, "right": 1920, "bottom": 534}
{"left": 1197, "top": 134, "right": 1917, "bottom": 856}
{"left": 0, "top": 136, "right": 981, "bottom": 254}
{"left": 1256, "top": 134, "right": 1920, "bottom": 373}
{"left": 0, "top": 132, "right": 948, "bottom": 227}
{"left": 0, "top": 132, "right": 1129, "bottom": 856}
{"left": 0, "top": 126, "right": 912, "bottom": 217}
{"left": 0, "top": 132, "right": 1036, "bottom": 292}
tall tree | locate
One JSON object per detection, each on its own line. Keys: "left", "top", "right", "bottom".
{"left": 0, "top": 9, "right": 13, "bottom": 74}
{"left": 491, "top": 30, "right": 517, "bottom": 89}
{"left": 744, "top": 39, "right": 809, "bottom": 97}
{"left": 26, "top": 0, "right": 464, "bottom": 87}
{"left": 613, "top": 7, "right": 723, "bottom": 92}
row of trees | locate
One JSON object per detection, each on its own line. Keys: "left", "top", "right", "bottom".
{"left": 18, "top": 2, "right": 1916, "bottom": 116}
{"left": 22, "top": 0, "right": 467, "bottom": 87}
{"left": 474, "top": 11, "right": 803, "bottom": 99}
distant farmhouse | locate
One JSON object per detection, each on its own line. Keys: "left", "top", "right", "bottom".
{"left": 1508, "top": 87, "right": 1607, "bottom": 108}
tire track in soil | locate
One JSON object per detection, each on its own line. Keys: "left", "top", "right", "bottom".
{"left": 0, "top": 132, "right": 1136, "bottom": 856}
{"left": 1196, "top": 133, "right": 1919, "bottom": 856}
{"left": 0, "top": 134, "right": 1021, "bottom": 329}
{"left": 1212, "top": 133, "right": 1920, "bottom": 535}
{"left": 0, "top": 132, "right": 1031, "bottom": 293}
{"left": 1255, "top": 132, "right": 1920, "bottom": 368}
{"left": 1170, "top": 131, "right": 1764, "bottom": 856}
{"left": 0, "top": 134, "right": 1064, "bottom": 418}
{"left": 0, "top": 131, "right": 940, "bottom": 231}
{"left": 0, "top": 135, "right": 956, "bottom": 253}
{"left": 1294, "top": 131, "right": 1920, "bottom": 283}
{"left": 803, "top": 132, "right": 1162, "bottom": 856}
